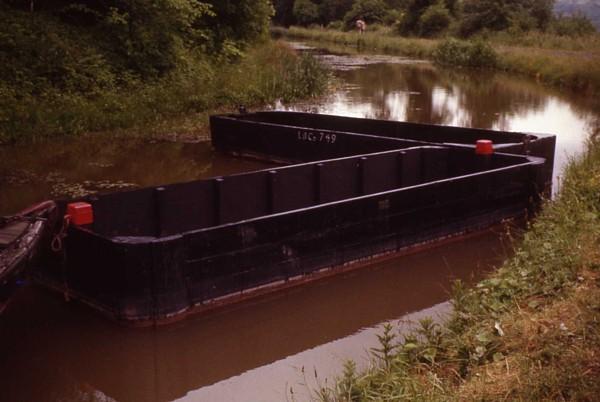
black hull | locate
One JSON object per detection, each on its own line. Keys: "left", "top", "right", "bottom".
{"left": 211, "top": 111, "right": 556, "bottom": 194}
{"left": 34, "top": 113, "right": 555, "bottom": 325}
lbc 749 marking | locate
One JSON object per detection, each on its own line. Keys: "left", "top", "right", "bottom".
{"left": 297, "top": 130, "right": 337, "bottom": 144}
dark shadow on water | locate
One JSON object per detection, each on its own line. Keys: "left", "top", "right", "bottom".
{"left": 0, "top": 229, "right": 512, "bottom": 402}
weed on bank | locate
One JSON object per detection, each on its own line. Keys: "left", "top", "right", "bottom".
{"left": 313, "top": 138, "right": 600, "bottom": 401}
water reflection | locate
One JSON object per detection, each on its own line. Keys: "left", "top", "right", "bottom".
{"left": 281, "top": 51, "right": 599, "bottom": 184}
{"left": 0, "top": 140, "right": 274, "bottom": 216}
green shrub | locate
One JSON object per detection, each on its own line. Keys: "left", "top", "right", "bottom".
{"left": 459, "top": 0, "right": 554, "bottom": 37}
{"left": 552, "top": 13, "right": 597, "bottom": 37}
{"left": 382, "top": 9, "right": 402, "bottom": 26}
{"left": 433, "top": 38, "right": 498, "bottom": 68}
{"left": 342, "top": 0, "right": 388, "bottom": 28}
{"left": 326, "top": 20, "right": 344, "bottom": 30}
{"left": 419, "top": 1, "right": 452, "bottom": 37}
{"left": 293, "top": 0, "right": 320, "bottom": 26}
{"left": 0, "top": 40, "right": 330, "bottom": 143}
{"left": 0, "top": 3, "right": 332, "bottom": 143}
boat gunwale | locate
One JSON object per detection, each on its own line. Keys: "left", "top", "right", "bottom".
{"left": 72, "top": 148, "right": 545, "bottom": 245}
{"left": 218, "top": 111, "right": 556, "bottom": 143}
{"left": 215, "top": 114, "right": 437, "bottom": 149}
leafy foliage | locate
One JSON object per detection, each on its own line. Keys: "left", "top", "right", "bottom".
{"left": 460, "top": 0, "right": 556, "bottom": 37}
{"left": 555, "top": 0, "right": 600, "bottom": 31}
{"left": 418, "top": 0, "right": 452, "bottom": 37}
{"left": 433, "top": 38, "right": 498, "bottom": 68}
{"left": 202, "top": 0, "right": 274, "bottom": 51}
{"left": 342, "top": 0, "right": 389, "bottom": 27}
{"left": 0, "top": 3, "right": 329, "bottom": 142}
{"left": 293, "top": 0, "right": 321, "bottom": 26}
{"left": 552, "top": 12, "right": 597, "bottom": 36}
{"left": 395, "top": 0, "right": 456, "bottom": 36}
{"left": 319, "top": 0, "right": 355, "bottom": 25}
{"left": 274, "top": 0, "right": 397, "bottom": 27}
{"left": 275, "top": 0, "right": 583, "bottom": 39}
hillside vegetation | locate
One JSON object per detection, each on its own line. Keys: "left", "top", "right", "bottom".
{"left": 555, "top": 0, "right": 600, "bottom": 30}
{"left": 0, "top": 1, "right": 330, "bottom": 143}
{"left": 274, "top": 0, "right": 597, "bottom": 38}
{"left": 274, "top": 1, "right": 600, "bottom": 94}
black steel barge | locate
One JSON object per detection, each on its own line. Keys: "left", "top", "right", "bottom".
{"left": 28, "top": 112, "right": 555, "bottom": 325}
{"left": 210, "top": 111, "right": 555, "bottom": 191}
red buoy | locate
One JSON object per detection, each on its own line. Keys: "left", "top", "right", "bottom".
{"left": 476, "top": 139, "right": 494, "bottom": 155}
{"left": 67, "top": 202, "right": 94, "bottom": 226}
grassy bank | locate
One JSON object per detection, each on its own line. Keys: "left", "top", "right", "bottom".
{"left": 312, "top": 138, "right": 600, "bottom": 401}
{"left": 274, "top": 26, "right": 600, "bottom": 94}
{"left": 273, "top": 26, "right": 437, "bottom": 59}
{"left": 0, "top": 8, "right": 330, "bottom": 144}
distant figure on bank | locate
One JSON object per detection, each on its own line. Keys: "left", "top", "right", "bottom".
{"left": 356, "top": 19, "right": 366, "bottom": 34}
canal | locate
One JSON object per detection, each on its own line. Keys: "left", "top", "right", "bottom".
{"left": 0, "top": 41, "right": 598, "bottom": 402}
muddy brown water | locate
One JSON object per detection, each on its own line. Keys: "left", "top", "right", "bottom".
{"left": 1, "top": 42, "right": 599, "bottom": 402}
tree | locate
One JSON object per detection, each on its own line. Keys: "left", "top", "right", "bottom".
{"left": 419, "top": 1, "right": 451, "bottom": 36}
{"left": 202, "top": 0, "right": 274, "bottom": 48}
{"left": 460, "top": 0, "right": 511, "bottom": 36}
{"left": 293, "top": 0, "right": 320, "bottom": 25}
{"left": 343, "top": 0, "right": 389, "bottom": 27}
{"left": 525, "top": 0, "right": 555, "bottom": 30}
{"left": 398, "top": 0, "right": 437, "bottom": 35}
{"left": 552, "top": 12, "right": 597, "bottom": 36}
{"left": 3, "top": 0, "right": 275, "bottom": 76}
{"left": 273, "top": 0, "right": 297, "bottom": 26}
{"left": 460, "top": 0, "right": 555, "bottom": 36}
{"left": 319, "top": 0, "right": 354, "bottom": 23}
{"left": 97, "top": 0, "right": 215, "bottom": 77}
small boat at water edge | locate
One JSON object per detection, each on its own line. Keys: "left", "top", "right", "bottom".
{"left": 0, "top": 201, "right": 57, "bottom": 313}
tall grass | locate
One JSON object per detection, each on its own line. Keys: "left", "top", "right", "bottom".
{"left": 484, "top": 30, "right": 600, "bottom": 52}
{"left": 433, "top": 39, "right": 498, "bottom": 68}
{"left": 497, "top": 47, "right": 600, "bottom": 92}
{"left": 313, "top": 135, "right": 600, "bottom": 401}
{"left": 0, "top": 41, "right": 330, "bottom": 144}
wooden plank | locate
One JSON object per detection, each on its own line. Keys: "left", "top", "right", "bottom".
{"left": 0, "top": 221, "right": 29, "bottom": 247}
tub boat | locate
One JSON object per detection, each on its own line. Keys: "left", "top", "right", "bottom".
{"left": 4, "top": 112, "right": 556, "bottom": 325}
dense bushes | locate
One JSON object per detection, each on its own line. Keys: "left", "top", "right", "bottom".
{"left": 342, "top": 0, "right": 389, "bottom": 27}
{"left": 418, "top": 1, "right": 452, "bottom": 37}
{"left": 433, "top": 38, "right": 498, "bottom": 68}
{"left": 1, "top": 0, "right": 274, "bottom": 84}
{"left": 275, "top": 0, "right": 598, "bottom": 38}
{"left": 552, "top": 12, "right": 597, "bottom": 37}
{"left": 0, "top": 3, "right": 329, "bottom": 143}
{"left": 293, "top": 0, "right": 320, "bottom": 26}
{"left": 0, "top": 40, "right": 330, "bottom": 144}
{"left": 396, "top": 0, "right": 456, "bottom": 37}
